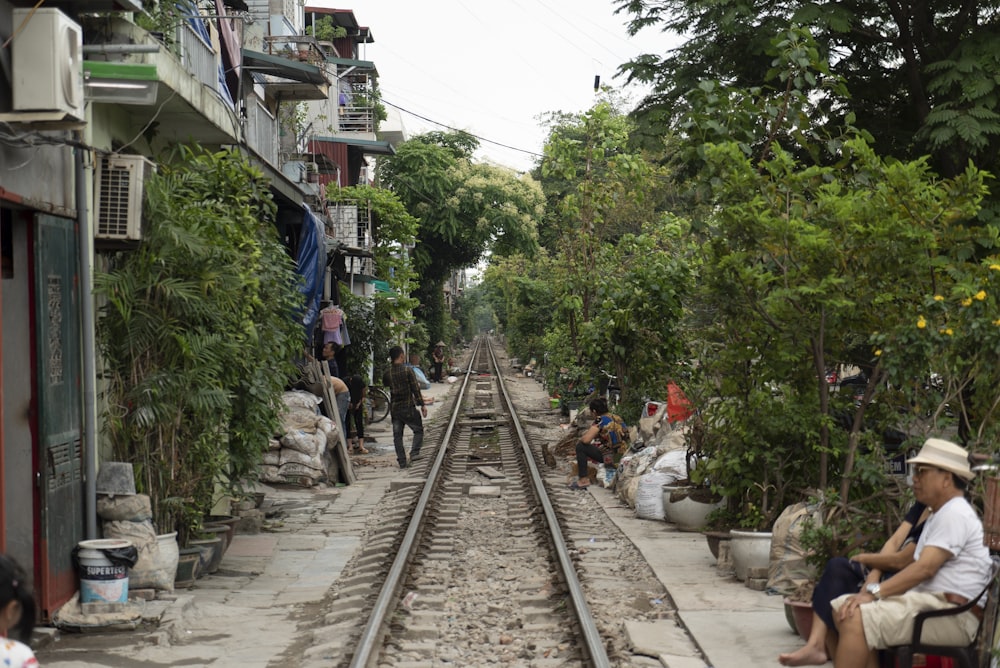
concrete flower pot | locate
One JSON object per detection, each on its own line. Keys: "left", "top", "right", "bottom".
{"left": 661, "top": 485, "right": 725, "bottom": 531}
{"left": 729, "top": 530, "right": 772, "bottom": 581}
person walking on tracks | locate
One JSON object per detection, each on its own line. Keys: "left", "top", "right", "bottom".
{"left": 383, "top": 345, "right": 427, "bottom": 468}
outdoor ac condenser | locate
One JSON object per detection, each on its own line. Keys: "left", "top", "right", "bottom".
{"left": 95, "top": 154, "right": 155, "bottom": 242}
{"left": 12, "top": 8, "right": 84, "bottom": 121}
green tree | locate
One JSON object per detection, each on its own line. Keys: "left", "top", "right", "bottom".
{"left": 96, "top": 147, "right": 302, "bottom": 542}
{"left": 616, "top": 0, "right": 1000, "bottom": 216}
{"left": 481, "top": 253, "right": 558, "bottom": 363}
{"left": 378, "top": 131, "right": 543, "bottom": 347}
{"left": 685, "top": 137, "right": 989, "bottom": 529}
{"left": 539, "top": 100, "right": 672, "bottom": 384}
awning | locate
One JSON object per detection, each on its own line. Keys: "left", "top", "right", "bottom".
{"left": 312, "top": 136, "right": 396, "bottom": 156}
{"left": 373, "top": 280, "right": 392, "bottom": 294}
{"left": 325, "top": 56, "right": 376, "bottom": 72}
{"left": 241, "top": 49, "right": 328, "bottom": 86}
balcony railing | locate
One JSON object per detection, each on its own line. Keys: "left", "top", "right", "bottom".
{"left": 246, "top": 99, "right": 277, "bottom": 166}
{"left": 337, "top": 106, "right": 374, "bottom": 133}
{"left": 177, "top": 21, "right": 216, "bottom": 91}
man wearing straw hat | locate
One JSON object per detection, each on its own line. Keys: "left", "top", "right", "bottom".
{"left": 829, "top": 438, "right": 991, "bottom": 668}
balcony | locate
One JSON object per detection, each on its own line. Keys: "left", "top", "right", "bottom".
{"left": 81, "top": 17, "right": 239, "bottom": 146}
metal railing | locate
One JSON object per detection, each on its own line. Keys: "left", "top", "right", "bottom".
{"left": 246, "top": 99, "right": 277, "bottom": 166}
{"left": 337, "top": 105, "right": 374, "bottom": 133}
{"left": 178, "top": 22, "right": 216, "bottom": 91}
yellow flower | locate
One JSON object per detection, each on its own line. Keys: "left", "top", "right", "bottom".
{"left": 995, "top": 319, "right": 1000, "bottom": 326}
{"left": 944, "top": 328, "right": 954, "bottom": 336}
{"left": 990, "top": 264, "right": 1000, "bottom": 271}
{"left": 933, "top": 295, "right": 945, "bottom": 301}
{"left": 874, "top": 349, "right": 882, "bottom": 356}
{"left": 976, "top": 290, "right": 987, "bottom": 301}
{"left": 917, "top": 315, "right": 927, "bottom": 329}
{"left": 962, "top": 298, "right": 973, "bottom": 307}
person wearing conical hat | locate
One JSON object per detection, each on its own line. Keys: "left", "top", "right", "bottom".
{"left": 829, "top": 438, "right": 991, "bottom": 667}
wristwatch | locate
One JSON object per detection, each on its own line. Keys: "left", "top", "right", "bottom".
{"left": 865, "top": 583, "right": 882, "bottom": 599}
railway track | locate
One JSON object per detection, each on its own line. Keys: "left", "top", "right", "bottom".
{"left": 292, "top": 336, "right": 685, "bottom": 667}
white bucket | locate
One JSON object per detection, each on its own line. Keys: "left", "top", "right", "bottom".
{"left": 78, "top": 539, "right": 131, "bottom": 603}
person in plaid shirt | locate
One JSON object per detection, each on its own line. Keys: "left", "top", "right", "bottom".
{"left": 382, "top": 346, "right": 427, "bottom": 468}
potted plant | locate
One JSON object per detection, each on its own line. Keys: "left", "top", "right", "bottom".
{"left": 662, "top": 449, "right": 725, "bottom": 531}
{"left": 309, "top": 15, "right": 347, "bottom": 43}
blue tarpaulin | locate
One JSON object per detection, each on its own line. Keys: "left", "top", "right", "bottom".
{"left": 296, "top": 205, "right": 325, "bottom": 342}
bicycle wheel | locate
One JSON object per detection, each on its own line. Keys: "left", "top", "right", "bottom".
{"left": 366, "top": 386, "right": 390, "bottom": 425}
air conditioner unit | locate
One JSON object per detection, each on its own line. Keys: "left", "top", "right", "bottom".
{"left": 95, "top": 154, "right": 155, "bottom": 242}
{"left": 12, "top": 8, "right": 84, "bottom": 121}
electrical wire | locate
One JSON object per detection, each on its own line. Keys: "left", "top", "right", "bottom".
{"left": 115, "top": 89, "right": 179, "bottom": 154}
{"left": 0, "top": 0, "right": 46, "bottom": 50}
{"left": 380, "top": 98, "right": 544, "bottom": 160}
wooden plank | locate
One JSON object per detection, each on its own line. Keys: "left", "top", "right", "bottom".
{"left": 315, "top": 360, "right": 356, "bottom": 485}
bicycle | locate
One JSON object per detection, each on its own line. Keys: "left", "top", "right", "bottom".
{"left": 365, "top": 385, "right": 390, "bottom": 425}
{"left": 598, "top": 369, "right": 621, "bottom": 411}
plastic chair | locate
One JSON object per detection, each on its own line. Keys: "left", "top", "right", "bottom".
{"left": 883, "top": 556, "right": 1000, "bottom": 668}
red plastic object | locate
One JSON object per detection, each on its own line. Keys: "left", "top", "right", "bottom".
{"left": 666, "top": 381, "right": 694, "bottom": 423}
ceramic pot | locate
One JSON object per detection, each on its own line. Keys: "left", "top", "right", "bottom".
{"left": 175, "top": 548, "right": 201, "bottom": 588}
{"left": 187, "top": 536, "right": 223, "bottom": 575}
{"left": 204, "top": 514, "right": 238, "bottom": 545}
{"left": 156, "top": 531, "right": 180, "bottom": 588}
{"left": 199, "top": 524, "right": 231, "bottom": 555}
{"left": 729, "top": 530, "right": 772, "bottom": 581}
{"left": 783, "top": 598, "right": 813, "bottom": 640}
{"left": 661, "top": 485, "right": 725, "bottom": 531}
{"left": 704, "top": 530, "right": 732, "bottom": 559}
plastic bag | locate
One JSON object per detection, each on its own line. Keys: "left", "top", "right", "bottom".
{"left": 72, "top": 542, "right": 139, "bottom": 570}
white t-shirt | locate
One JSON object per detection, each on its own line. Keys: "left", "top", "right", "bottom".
{"left": 0, "top": 638, "right": 38, "bottom": 667}
{"left": 914, "top": 495, "right": 991, "bottom": 601}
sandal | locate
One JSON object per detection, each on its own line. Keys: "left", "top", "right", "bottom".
{"left": 357, "top": 446, "right": 369, "bottom": 454}
{"left": 568, "top": 481, "right": 590, "bottom": 491}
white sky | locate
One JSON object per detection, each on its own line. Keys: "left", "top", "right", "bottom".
{"left": 308, "top": 0, "right": 681, "bottom": 172}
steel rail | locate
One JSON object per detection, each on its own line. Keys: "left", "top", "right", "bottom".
{"left": 349, "top": 335, "right": 610, "bottom": 667}
{"left": 348, "top": 337, "right": 483, "bottom": 668}
{"left": 484, "top": 336, "right": 612, "bottom": 668}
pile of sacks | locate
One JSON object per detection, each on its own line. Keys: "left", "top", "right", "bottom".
{"left": 613, "top": 403, "right": 694, "bottom": 521}
{"left": 259, "top": 390, "right": 341, "bottom": 487}
{"left": 99, "top": 493, "right": 175, "bottom": 592}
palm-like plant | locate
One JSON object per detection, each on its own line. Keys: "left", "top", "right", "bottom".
{"left": 96, "top": 147, "right": 302, "bottom": 544}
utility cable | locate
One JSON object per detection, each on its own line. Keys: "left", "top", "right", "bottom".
{"left": 0, "top": 0, "right": 46, "bottom": 50}
{"left": 381, "top": 98, "right": 545, "bottom": 160}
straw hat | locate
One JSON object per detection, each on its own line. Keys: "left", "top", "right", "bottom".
{"left": 435, "top": 341, "right": 446, "bottom": 347}
{"left": 906, "top": 438, "right": 975, "bottom": 481}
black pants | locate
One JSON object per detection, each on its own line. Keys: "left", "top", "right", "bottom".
{"left": 812, "top": 557, "right": 869, "bottom": 630}
{"left": 346, "top": 405, "right": 364, "bottom": 440}
{"left": 575, "top": 441, "right": 606, "bottom": 480}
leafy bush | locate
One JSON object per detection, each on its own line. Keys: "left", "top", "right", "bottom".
{"left": 96, "top": 147, "right": 301, "bottom": 543}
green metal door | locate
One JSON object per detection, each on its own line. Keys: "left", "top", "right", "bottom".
{"left": 34, "top": 213, "right": 84, "bottom": 616}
